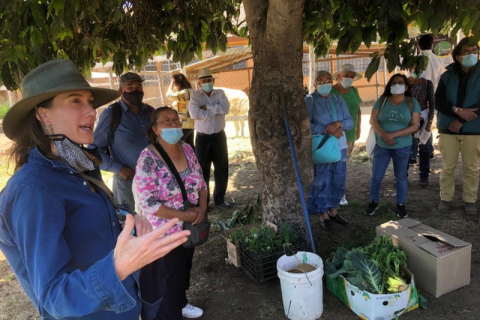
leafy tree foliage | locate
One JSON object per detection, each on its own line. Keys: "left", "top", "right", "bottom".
{"left": 1, "top": 1, "right": 480, "bottom": 90}
{"left": 303, "top": 0, "right": 480, "bottom": 79}
{"left": 0, "top": 0, "right": 242, "bottom": 90}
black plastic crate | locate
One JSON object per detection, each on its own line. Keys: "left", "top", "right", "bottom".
{"left": 239, "top": 241, "right": 305, "bottom": 284}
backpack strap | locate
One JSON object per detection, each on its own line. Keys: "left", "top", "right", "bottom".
{"left": 375, "top": 96, "right": 388, "bottom": 121}
{"left": 107, "top": 102, "right": 122, "bottom": 156}
{"left": 405, "top": 96, "right": 414, "bottom": 115}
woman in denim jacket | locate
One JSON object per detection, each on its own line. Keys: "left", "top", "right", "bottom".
{"left": 0, "top": 60, "right": 190, "bottom": 319}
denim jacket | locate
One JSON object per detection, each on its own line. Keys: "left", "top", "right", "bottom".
{"left": 0, "top": 148, "right": 149, "bottom": 319}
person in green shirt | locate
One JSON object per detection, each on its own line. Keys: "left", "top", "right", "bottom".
{"left": 332, "top": 64, "right": 363, "bottom": 206}
{"left": 365, "top": 74, "right": 421, "bottom": 218}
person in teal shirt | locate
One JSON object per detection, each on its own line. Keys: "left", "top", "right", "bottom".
{"left": 332, "top": 64, "right": 363, "bottom": 206}
{"left": 365, "top": 74, "right": 421, "bottom": 218}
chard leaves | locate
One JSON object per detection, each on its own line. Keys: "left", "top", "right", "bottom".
{"left": 350, "top": 252, "right": 384, "bottom": 294}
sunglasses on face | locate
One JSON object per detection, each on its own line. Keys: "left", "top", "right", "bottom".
{"left": 392, "top": 81, "right": 405, "bottom": 85}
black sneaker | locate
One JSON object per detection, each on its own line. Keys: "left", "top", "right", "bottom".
{"left": 365, "top": 201, "right": 379, "bottom": 216}
{"left": 408, "top": 158, "right": 417, "bottom": 165}
{"left": 419, "top": 177, "right": 428, "bottom": 187}
{"left": 397, "top": 204, "right": 408, "bottom": 218}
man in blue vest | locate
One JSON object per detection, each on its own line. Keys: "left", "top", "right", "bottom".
{"left": 93, "top": 73, "right": 154, "bottom": 213}
{"left": 435, "top": 37, "right": 480, "bottom": 215}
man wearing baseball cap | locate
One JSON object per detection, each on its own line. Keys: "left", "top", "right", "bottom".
{"left": 93, "top": 72, "right": 154, "bottom": 214}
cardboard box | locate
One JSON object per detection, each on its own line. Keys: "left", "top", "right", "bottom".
{"left": 376, "top": 218, "right": 471, "bottom": 297}
{"left": 327, "top": 268, "right": 419, "bottom": 320}
{"left": 223, "top": 223, "right": 261, "bottom": 267}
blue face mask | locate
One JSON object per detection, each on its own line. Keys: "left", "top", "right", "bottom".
{"left": 160, "top": 128, "right": 184, "bottom": 144}
{"left": 411, "top": 71, "right": 424, "bottom": 79}
{"left": 461, "top": 54, "right": 478, "bottom": 68}
{"left": 201, "top": 82, "right": 213, "bottom": 92}
{"left": 317, "top": 83, "right": 332, "bottom": 96}
{"left": 341, "top": 78, "right": 354, "bottom": 89}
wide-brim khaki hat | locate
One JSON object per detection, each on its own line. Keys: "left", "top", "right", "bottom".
{"left": 4, "top": 59, "right": 120, "bottom": 140}
{"left": 198, "top": 68, "right": 214, "bottom": 79}
{"left": 332, "top": 63, "right": 363, "bottom": 81}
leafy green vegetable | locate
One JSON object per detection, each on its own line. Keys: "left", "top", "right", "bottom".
{"left": 241, "top": 223, "right": 300, "bottom": 254}
{"left": 326, "top": 236, "right": 411, "bottom": 294}
{"left": 217, "top": 194, "right": 262, "bottom": 231}
{"left": 331, "top": 247, "right": 349, "bottom": 269}
{"left": 227, "top": 228, "right": 245, "bottom": 244}
{"left": 349, "top": 252, "right": 384, "bottom": 294}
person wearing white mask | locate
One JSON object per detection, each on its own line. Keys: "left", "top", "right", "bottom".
{"left": 305, "top": 70, "right": 353, "bottom": 231}
{"left": 332, "top": 64, "right": 363, "bottom": 206}
{"left": 188, "top": 68, "right": 232, "bottom": 208}
{"left": 407, "top": 68, "right": 435, "bottom": 186}
{"left": 435, "top": 37, "right": 480, "bottom": 215}
{"left": 364, "top": 74, "right": 421, "bottom": 218}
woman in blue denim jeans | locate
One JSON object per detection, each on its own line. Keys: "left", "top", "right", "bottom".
{"left": 0, "top": 60, "right": 190, "bottom": 319}
{"left": 365, "top": 74, "right": 421, "bottom": 218}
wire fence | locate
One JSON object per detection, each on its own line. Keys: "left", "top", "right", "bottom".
{"left": 0, "top": 50, "right": 454, "bottom": 122}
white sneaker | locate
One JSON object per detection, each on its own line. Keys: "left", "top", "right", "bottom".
{"left": 339, "top": 195, "right": 348, "bottom": 206}
{"left": 182, "top": 304, "right": 203, "bottom": 318}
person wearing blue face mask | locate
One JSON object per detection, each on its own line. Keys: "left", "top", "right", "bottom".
{"left": 134, "top": 107, "right": 208, "bottom": 320}
{"left": 435, "top": 37, "right": 480, "bottom": 215}
{"left": 332, "top": 64, "right": 364, "bottom": 206}
{"left": 305, "top": 70, "right": 353, "bottom": 231}
{"left": 188, "top": 68, "right": 232, "bottom": 208}
{"left": 365, "top": 74, "right": 421, "bottom": 218}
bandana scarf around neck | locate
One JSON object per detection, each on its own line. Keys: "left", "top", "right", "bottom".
{"left": 48, "top": 134, "right": 102, "bottom": 172}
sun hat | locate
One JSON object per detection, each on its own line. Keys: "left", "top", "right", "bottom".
{"left": 119, "top": 72, "right": 144, "bottom": 86}
{"left": 332, "top": 64, "right": 363, "bottom": 81}
{"left": 198, "top": 68, "right": 214, "bottom": 79}
{"left": 3, "top": 59, "right": 120, "bottom": 140}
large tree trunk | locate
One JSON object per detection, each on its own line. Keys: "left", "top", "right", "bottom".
{"left": 243, "top": 0, "right": 313, "bottom": 240}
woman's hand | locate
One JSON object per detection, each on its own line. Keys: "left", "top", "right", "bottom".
{"left": 324, "top": 121, "right": 342, "bottom": 135}
{"left": 184, "top": 207, "right": 198, "bottom": 223}
{"left": 114, "top": 215, "right": 190, "bottom": 281}
{"left": 381, "top": 133, "right": 395, "bottom": 146}
{"left": 192, "top": 206, "right": 206, "bottom": 225}
{"left": 134, "top": 214, "right": 153, "bottom": 237}
{"left": 332, "top": 127, "right": 343, "bottom": 139}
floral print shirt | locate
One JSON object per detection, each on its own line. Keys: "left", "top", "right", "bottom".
{"left": 134, "top": 142, "right": 207, "bottom": 234}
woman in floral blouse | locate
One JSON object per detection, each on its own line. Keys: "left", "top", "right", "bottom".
{"left": 134, "top": 107, "right": 207, "bottom": 320}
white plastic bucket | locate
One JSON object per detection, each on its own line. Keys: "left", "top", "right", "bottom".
{"left": 277, "top": 251, "right": 324, "bottom": 320}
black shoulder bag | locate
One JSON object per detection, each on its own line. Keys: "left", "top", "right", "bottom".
{"left": 152, "top": 142, "right": 211, "bottom": 248}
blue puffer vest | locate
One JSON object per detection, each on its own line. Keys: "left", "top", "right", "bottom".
{"left": 437, "top": 62, "right": 480, "bottom": 134}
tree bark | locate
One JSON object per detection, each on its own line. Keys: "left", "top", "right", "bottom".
{"left": 243, "top": 0, "right": 313, "bottom": 240}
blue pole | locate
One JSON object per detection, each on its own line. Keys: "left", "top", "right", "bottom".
{"left": 280, "top": 95, "right": 316, "bottom": 253}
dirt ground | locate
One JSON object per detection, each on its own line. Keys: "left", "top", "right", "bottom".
{"left": 1, "top": 125, "right": 479, "bottom": 320}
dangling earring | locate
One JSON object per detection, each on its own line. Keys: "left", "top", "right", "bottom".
{"left": 44, "top": 124, "right": 53, "bottom": 131}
